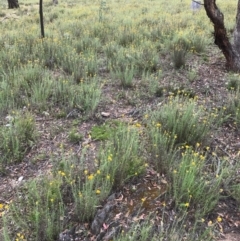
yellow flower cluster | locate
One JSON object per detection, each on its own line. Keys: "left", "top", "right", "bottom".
{"left": 0, "top": 203, "right": 9, "bottom": 217}
{"left": 15, "top": 232, "right": 26, "bottom": 241}
{"left": 58, "top": 171, "right": 66, "bottom": 177}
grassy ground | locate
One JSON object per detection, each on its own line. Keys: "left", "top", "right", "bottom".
{"left": 0, "top": 0, "right": 240, "bottom": 240}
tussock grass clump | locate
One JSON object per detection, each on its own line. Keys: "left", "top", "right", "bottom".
{"left": 224, "top": 90, "right": 240, "bottom": 126}
{"left": 171, "top": 147, "right": 222, "bottom": 215}
{"left": 229, "top": 183, "right": 240, "bottom": 203}
{"left": 145, "top": 96, "right": 216, "bottom": 175}
{"left": 68, "top": 128, "right": 83, "bottom": 143}
{"left": 226, "top": 73, "right": 240, "bottom": 91}
{"left": 113, "top": 64, "right": 136, "bottom": 88}
{"left": 147, "top": 96, "right": 213, "bottom": 148}
{"left": 146, "top": 115, "right": 175, "bottom": 173}
{"left": 170, "top": 36, "right": 191, "bottom": 69}
{"left": 189, "top": 33, "right": 208, "bottom": 53}
{"left": 141, "top": 70, "right": 162, "bottom": 96}
{"left": 3, "top": 175, "right": 65, "bottom": 241}
{"left": 99, "top": 123, "right": 145, "bottom": 188}
{"left": 0, "top": 111, "right": 37, "bottom": 167}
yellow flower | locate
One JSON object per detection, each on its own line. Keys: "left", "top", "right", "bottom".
{"left": 16, "top": 233, "right": 24, "bottom": 240}
{"left": 96, "top": 170, "right": 101, "bottom": 175}
{"left": 217, "top": 216, "right": 222, "bottom": 222}
{"left": 0, "top": 203, "right": 3, "bottom": 209}
{"left": 84, "top": 170, "right": 88, "bottom": 175}
{"left": 141, "top": 197, "right": 146, "bottom": 202}
{"left": 184, "top": 202, "right": 189, "bottom": 207}
{"left": 107, "top": 155, "right": 112, "bottom": 161}
{"left": 88, "top": 174, "right": 94, "bottom": 180}
{"left": 106, "top": 175, "right": 110, "bottom": 179}
{"left": 200, "top": 155, "right": 205, "bottom": 161}
{"left": 135, "top": 123, "right": 141, "bottom": 127}
{"left": 173, "top": 170, "right": 177, "bottom": 174}
{"left": 193, "top": 152, "right": 199, "bottom": 157}
{"left": 60, "top": 172, "right": 66, "bottom": 176}
{"left": 96, "top": 189, "right": 101, "bottom": 194}
{"left": 156, "top": 123, "right": 161, "bottom": 127}
{"left": 208, "top": 220, "right": 213, "bottom": 226}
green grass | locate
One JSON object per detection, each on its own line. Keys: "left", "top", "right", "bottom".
{"left": 0, "top": 111, "right": 37, "bottom": 169}
{"left": 0, "top": 0, "right": 239, "bottom": 240}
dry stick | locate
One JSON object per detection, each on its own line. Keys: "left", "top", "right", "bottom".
{"left": 192, "top": 0, "right": 204, "bottom": 6}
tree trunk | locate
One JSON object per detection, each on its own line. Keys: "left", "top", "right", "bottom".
{"left": 8, "top": 0, "right": 19, "bottom": 8}
{"left": 203, "top": 0, "right": 240, "bottom": 71}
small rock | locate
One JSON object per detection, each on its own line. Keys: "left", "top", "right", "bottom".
{"left": 107, "top": 193, "right": 116, "bottom": 202}
{"left": 101, "top": 112, "right": 110, "bottom": 117}
{"left": 59, "top": 230, "right": 72, "bottom": 241}
{"left": 17, "top": 176, "right": 24, "bottom": 183}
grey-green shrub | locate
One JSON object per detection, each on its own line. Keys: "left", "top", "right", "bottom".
{"left": 0, "top": 111, "right": 37, "bottom": 165}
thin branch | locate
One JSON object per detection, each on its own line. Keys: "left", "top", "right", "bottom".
{"left": 192, "top": 0, "right": 204, "bottom": 6}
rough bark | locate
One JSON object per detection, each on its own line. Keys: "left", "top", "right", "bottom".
{"left": 8, "top": 0, "right": 19, "bottom": 8}
{"left": 204, "top": 0, "right": 240, "bottom": 71}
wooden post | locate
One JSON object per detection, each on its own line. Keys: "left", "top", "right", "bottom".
{"left": 39, "top": 0, "right": 45, "bottom": 38}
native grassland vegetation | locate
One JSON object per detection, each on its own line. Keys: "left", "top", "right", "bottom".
{"left": 0, "top": 0, "right": 240, "bottom": 240}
